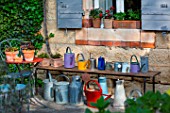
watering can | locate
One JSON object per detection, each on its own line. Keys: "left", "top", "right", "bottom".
{"left": 69, "top": 75, "right": 83, "bottom": 105}
{"left": 140, "top": 56, "right": 149, "bottom": 73}
{"left": 98, "top": 56, "right": 105, "bottom": 70}
{"left": 43, "top": 72, "right": 56, "bottom": 101}
{"left": 128, "top": 89, "right": 142, "bottom": 101}
{"left": 76, "top": 53, "right": 89, "bottom": 70}
{"left": 84, "top": 80, "right": 111, "bottom": 108}
{"left": 64, "top": 47, "right": 75, "bottom": 68}
{"left": 122, "top": 62, "right": 130, "bottom": 73}
{"left": 88, "top": 53, "right": 96, "bottom": 70}
{"left": 130, "top": 55, "right": 145, "bottom": 73}
{"left": 98, "top": 77, "right": 108, "bottom": 99}
{"left": 53, "top": 74, "right": 70, "bottom": 104}
{"left": 113, "top": 79, "right": 126, "bottom": 109}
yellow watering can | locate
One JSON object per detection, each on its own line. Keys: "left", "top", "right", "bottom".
{"left": 76, "top": 53, "right": 89, "bottom": 70}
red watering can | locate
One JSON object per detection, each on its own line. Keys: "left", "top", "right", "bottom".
{"left": 84, "top": 80, "right": 111, "bottom": 108}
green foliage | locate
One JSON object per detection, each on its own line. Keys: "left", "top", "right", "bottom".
{"left": 114, "top": 12, "right": 126, "bottom": 20}
{"left": 114, "top": 9, "right": 141, "bottom": 20}
{"left": 85, "top": 96, "right": 112, "bottom": 113}
{"left": 0, "top": 0, "right": 44, "bottom": 50}
{"left": 89, "top": 8, "right": 103, "bottom": 19}
{"left": 51, "top": 52, "right": 62, "bottom": 58}
{"left": 126, "top": 9, "right": 141, "bottom": 20}
{"left": 38, "top": 53, "right": 50, "bottom": 58}
{"left": 125, "top": 91, "right": 170, "bottom": 113}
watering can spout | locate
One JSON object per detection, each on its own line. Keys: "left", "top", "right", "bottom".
{"left": 139, "top": 64, "right": 145, "bottom": 72}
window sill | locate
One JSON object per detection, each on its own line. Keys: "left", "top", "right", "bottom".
{"left": 75, "top": 28, "right": 155, "bottom": 48}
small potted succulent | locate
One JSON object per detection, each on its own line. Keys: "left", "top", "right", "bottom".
{"left": 38, "top": 53, "right": 51, "bottom": 66}
{"left": 5, "top": 47, "right": 19, "bottom": 62}
{"left": 50, "top": 52, "right": 63, "bottom": 67}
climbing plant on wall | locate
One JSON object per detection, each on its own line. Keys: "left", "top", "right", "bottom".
{"left": 0, "top": 0, "right": 44, "bottom": 50}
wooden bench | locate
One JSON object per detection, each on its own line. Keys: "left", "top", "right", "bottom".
{"left": 35, "top": 65, "right": 161, "bottom": 93}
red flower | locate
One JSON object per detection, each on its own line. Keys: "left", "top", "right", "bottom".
{"left": 105, "top": 10, "right": 110, "bottom": 13}
{"left": 99, "top": 13, "right": 103, "bottom": 18}
{"left": 110, "top": 6, "right": 115, "bottom": 10}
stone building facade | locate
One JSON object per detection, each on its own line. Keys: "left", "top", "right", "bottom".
{"left": 39, "top": 0, "right": 170, "bottom": 95}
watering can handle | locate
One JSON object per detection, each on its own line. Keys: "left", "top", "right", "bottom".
{"left": 130, "top": 55, "right": 139, "bottom": 64}
{"left": 56, "top": 74, "right": 70, "bottom": 82}
{"left": 84, "top": 80, "right": 102, "bottom": 92}
{"left": 50, "top": 87, "right": 54, "bottom": 98}
{"left": 102, "top": 94, "right": 112, "bottom": 100}
{"left": 76, "top": 53, "right": 85, "bottom": 62}
{"left": 66, "top": 47, "right": 72, "bottom": 53}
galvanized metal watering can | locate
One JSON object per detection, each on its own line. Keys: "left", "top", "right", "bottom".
{"left": 128, "top": 89, "right": 142, "bottom": 101}
{"left": 88, "top": 53, "right": 96, "bottom": 70}
{"left": 53, "top": 74, "right": 70, "bottom": 104}
{"left": 64, "top": 47, "right": 75, "bottom": 68}
{"left": 69, "top": 75, "right": 83, "bottom": 105}
{"left": 43, "top": 72, "right": 56, "bottom": 101}
{"left": 76, "top": 53, "right": 89, "bottom": 70}
{"left": 130, "top": 55, "right": 145, "bottom": 73}
{"left": 113, "top": 79, "right": 126, "bottom": 109}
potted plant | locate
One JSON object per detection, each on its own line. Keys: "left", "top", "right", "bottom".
{"left": 38, "top": 53, "right": 51, "bottom": 66}
{"left": 21, "top": 45, "right": 35, "bottom": 61}
{"left": 89, "top": 8, "right": 103, "bottom": 28}
{"left": 113, "top": 9, "right": 141, "bottom": 29}
{"left": 50, "top": 52, "right": 63, "bottom": 67}
{"left": 5, "top": 47, "right": 19, "bottom": 62}
{"left": 103, "top": 6, "right": 115, "bottom": 29}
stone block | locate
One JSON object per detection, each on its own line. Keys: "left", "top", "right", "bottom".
{"left": 155, "top": 32, "right": 170, "bottom": 49}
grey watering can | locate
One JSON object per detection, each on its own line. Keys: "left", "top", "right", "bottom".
{"left": 53, "top": 74, "right": 70, "bottom": 104}
{"left": 130, "top": 55, "right": 145, "bottom": 73}
{"left": 128, "top": 89, "right": 142, "bottom": 101}
{"left": 43, "top": 72, "right": 56, "bottom": 101}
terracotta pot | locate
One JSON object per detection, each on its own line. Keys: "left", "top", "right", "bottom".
{"left": 82, "top": 19, "right": 92, "bottom": 28}
{"left": 92, "top": 18, "right": 101, "bottom": 28}
{"left": 104, "top": 19, "right": 113, "bottom": 29}
{"left": 113, "top": 20, "right": 141, "bottom": 29}
{"left": 22, "top": 50, "right": 35, "bottom": 61}
{"left": 5, "top": 51, "right": 19, "bottom": 62}
{"left": 39, "top": 58, "right": 51, "bottom": 66}
{"left": 51, "top": 58, "right": 63, "bottom": 67}
{"left": 14, "top": 55, "right": 23, "bottom": 62}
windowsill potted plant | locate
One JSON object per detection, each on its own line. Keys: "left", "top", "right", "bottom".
{"left": 113, "top": 9, "right": 141, "bottom": 29}
{"left": 50, "top": 52, "right": 63, "bottom": 67}
{"left": 103, "top": 6, "right": 115, "bottom": 29}
{"left": 89, "top": 8, "right": 103, "bottom": 28}
{"left": 38, "top": 53, "right": 51, "bottom": 66}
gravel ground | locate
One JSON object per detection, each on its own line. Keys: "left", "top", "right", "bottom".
{"left": 21, "top": 95, "right": 124, "bottom": 113}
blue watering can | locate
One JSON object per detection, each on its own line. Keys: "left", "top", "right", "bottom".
{"left": 98, "top": 56, "right": 105, "bottom": 70}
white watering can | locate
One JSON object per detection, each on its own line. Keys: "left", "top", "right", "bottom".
{"left": 113, "top": 79, "right": 126, "bottom": 109}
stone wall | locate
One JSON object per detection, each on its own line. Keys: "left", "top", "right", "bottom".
{"left": 38, "top": 0, "right": 170, "bottom": 94}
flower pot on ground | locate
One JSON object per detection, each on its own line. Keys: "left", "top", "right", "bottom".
{"left": 5, "top": 47, "right": 19, "bottom": 62}
{"left": 38, "top": 53, "right": 51, "bottom": 66}
{"left": 21, "top": 45, "right": 35, "bottom": 61}
{"left": 50, "top": 53, "right": 63, "bottom": 67}
{"left": 89, "top": 8, "right": 103, "bottom": 28}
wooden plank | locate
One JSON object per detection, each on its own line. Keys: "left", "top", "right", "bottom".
{"left": 36, "top": 66, "right": 161, "bottom": 78}
{"left": 142, "top": 20, "right": 170, "bottom": 31}
{"left": 142, "top": 0, "right": 170, "bottom": 14}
